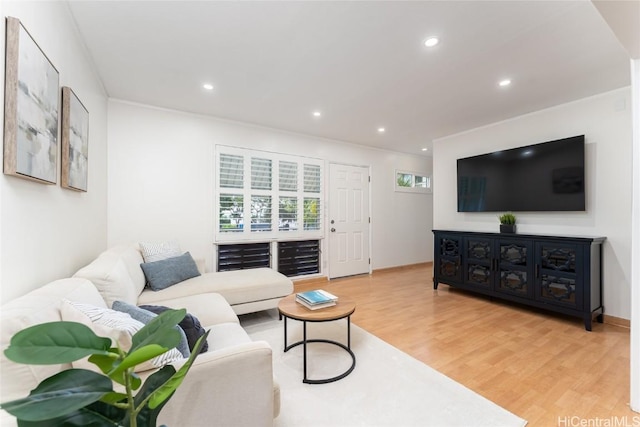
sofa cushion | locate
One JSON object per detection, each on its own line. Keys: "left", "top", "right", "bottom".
{"left": 0, "top": 279, "right": 106, "bottom": 403}
{"left": 112, "top": 301, "right": 190, "bottom": 357}
{"left": 137, "top": 292, "right": 239, "bottom": 328}
{"left": 140, "top": 252, "right": 201, "bottom": 291}
{"left": 61, "top": 300, "right": 183, "bottom": 371}
{"left": 139, "top": 240, "right": 181, "bottom": 263}
{"left": 73, "top": 252, "right": 140, "bottom": 307}
{"left": 140, "top": 305, "right": 208, "bottom": 353}
{"left": 104, "top": 244, "right": 147, "bottom": 295}
{"left": 206, "top": 323, "right": 252, "bottom": 352}
{"left": 136, "top": 268, "right": 293, "bottom": 307}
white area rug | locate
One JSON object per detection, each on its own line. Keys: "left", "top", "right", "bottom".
{"left": 241, "top": 310, "right": 527, "bottom": 427}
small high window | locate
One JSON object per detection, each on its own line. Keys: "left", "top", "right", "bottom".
{"left": 395, "top": 170, "right": 432, "bottom": 193}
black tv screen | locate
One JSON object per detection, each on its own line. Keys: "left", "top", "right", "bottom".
{"left": 457, "top": 135, "right": 585, "bottom": 212}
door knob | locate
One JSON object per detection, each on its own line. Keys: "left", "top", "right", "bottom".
{"left": 331, "top": 228, "right": 336, "bottom": 232}
{"left": 330, "top": 219, "right": 335, "bottom": 224}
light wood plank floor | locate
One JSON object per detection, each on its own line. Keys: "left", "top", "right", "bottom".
{"left": 293, "top": 264, "right": 635, "bottom": 426}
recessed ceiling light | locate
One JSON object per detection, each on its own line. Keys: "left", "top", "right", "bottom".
{"left": 424, "top": 37, "right": 439, "bottom": 47}
{"left": 203, "top": 83, "right": 214, "bottom": 90}
{"left": 312, "top": 111, "right": 321, "bottom": 118}
{"left": 498, "top": 79, "right": 511, "bottom": 87}
{"left": 378, "top": 127, "right": 386, "bottom": 133}
{"left": 421, "top": 148, "right": 428, "bottom": 152}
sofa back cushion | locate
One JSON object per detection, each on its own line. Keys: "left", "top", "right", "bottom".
{"left": 0, "top": 278, "right": 106, "bottom": 403}
{"left": 73, "top": 244, "right": 146, "bottom": 307}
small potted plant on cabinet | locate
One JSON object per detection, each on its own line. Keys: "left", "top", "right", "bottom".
{"left": 499, "top": 212, "right": 517, "bottom": 233}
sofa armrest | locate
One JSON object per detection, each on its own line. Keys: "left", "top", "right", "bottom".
{"left": 158, "top": 341, "right": 276, "bottom": 427}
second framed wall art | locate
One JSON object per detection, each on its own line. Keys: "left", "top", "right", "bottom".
{"left": 61, "top": 87, "right": 89, "bottom": 192}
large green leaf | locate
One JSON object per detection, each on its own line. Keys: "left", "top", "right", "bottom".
{"left": 130, "top": 310, "right": 185, "bottom": 354}
{"left": 88, "top": 352, "right": 142, "bottom": 390}
{"left": 108, "top": 344, "right": 176, "bottom": 379}
{"left": 87, "top": 349, "right": 119, "bottom": 375}
{"left": 17, "top": 401, "right": 124, "bottom": 427}
{"left": 0, "top": 369, "right": 113, "bottom": 421}
{"left": 122, "top": 365, "right": 176, "bottom": 427}
{"left": 5, "top": 322, "right": 112, "bottom": 365}
{"left": 148, "top": 330, "right": 210, "bottom": 409}
{"left": 99, "top": 392, "right": 128, "bottom": 405}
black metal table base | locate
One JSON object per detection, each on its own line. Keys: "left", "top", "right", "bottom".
{"left": 282, "top": 315, "right": 356, "bottom": 384}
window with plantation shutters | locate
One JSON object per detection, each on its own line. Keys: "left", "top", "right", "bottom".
{"left": 251, "top": 158, "right": 272, "bottom": 190}
{"left": 279, "top": 161, "right": 297, "bottom": 192}
{"left": 251, "top": 196, "right": 272, "bottom": 231}
{"left": 219, "top": 194, "right": 244, "bottom": 232}
{"left": 303, "top": 198, "right": 321, "bottom": 230}
{"left": 219, "top": 154, "right": 244, "bottom": 188}
{"left": 303, "top": 164, "right": 321, "bottom": 193}
{"left": 279, "top": 196, "right": 297, "bottom": 231}
{"left": 215, "top": 145, "right": 323, "bottom": 242}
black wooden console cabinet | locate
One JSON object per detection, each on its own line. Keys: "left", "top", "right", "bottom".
{"left": 432, "top": 230, "right": 605, "bottom": 330}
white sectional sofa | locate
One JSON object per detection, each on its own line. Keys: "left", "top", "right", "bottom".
{"left": 1, "top": 244, "right": 294, "bottom": 427}
{"left": 73, "top": 244, "right": 294, "bottom": 316}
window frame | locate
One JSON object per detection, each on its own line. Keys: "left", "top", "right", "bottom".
{"left": 215, "top": 145, "right": 324, "bottom": 242}
{"left": 394, "top": 169, "right": 432, "bottom": 194}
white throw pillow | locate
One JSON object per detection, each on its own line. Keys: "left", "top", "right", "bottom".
{"left": 60, "top": 299, "right": 183, "bottom": 372}
{"left": 139, "top": 240, "right": 182, "bottom": 263}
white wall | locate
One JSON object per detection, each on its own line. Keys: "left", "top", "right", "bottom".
{"left": 630, "top": 59, "right": 639, "bottom": 411}
{"left": 433, "top": 87, "right": 633, "bottom": 320}
{"left": 0, "top": 2, "right": 108, "bottom": 304}
{"left": 107, "top": 100, "right": 433, "bottom": 274}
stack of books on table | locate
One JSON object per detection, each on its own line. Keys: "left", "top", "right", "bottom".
{"left": 296, "top": 289, "right": 339, "bottom": 310}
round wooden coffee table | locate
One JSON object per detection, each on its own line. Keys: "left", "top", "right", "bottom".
{"left": 278, "top": 293, "right": 356, "bottom": 384}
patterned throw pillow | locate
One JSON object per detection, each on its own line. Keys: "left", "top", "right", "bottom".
{"left": 139, "top": 240, "right": 181, "bottom": 263}
{"left": 60, "top": 299, "right": 183, "bottom": 372}
{"left": 112, "top": 300, "right": 190, "bottom": 358}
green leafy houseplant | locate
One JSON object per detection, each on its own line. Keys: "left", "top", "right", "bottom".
{"left": 0, "top": 308, "right": 209, "bottom": 427}
{"left": 498, "top": 212, "right": 516, "bottom": 225}
{"left": 499, "top": 212, "right": 517, "bottom": 233}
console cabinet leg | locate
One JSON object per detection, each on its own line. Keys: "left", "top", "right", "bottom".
{"left": 584, "top": 316, "right": 592, "bottom": 332}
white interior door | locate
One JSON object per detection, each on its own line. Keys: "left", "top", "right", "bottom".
{"left": 329, "top": 163, "right": 370, "bottom": 279}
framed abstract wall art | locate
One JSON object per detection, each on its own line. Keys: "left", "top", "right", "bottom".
{"left": 3, "top": 16, "right": 60, "bottom": 184}
{"left": 61, "top": 87, "right": 89, "bottom": 192}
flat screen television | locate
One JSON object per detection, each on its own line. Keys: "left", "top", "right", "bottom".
{"left": 457, "top": 135, "right": 585, "bottom": 212}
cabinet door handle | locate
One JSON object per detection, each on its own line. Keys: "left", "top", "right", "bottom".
{"left": 535, "top": 264, "right": 540, "bottom": 279}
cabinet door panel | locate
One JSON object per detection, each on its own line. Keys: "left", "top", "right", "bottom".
{"left": 435, "top": 234, "right": 462, "bottom": 283}
{"left": 464, "top": 238, "right": 492, "bottom": 288}
{"left": 539, "top": 274, "right": 578, "bottom": 307}
{"left": 535, "top": 242, "right": 582, "bottom": 310}
{"left": 500, "top": 242, "right": 528, "bottom": 266}
{"left": 495, "top": 239, "right": 533, "bottom": 297}
{"left": 439, "top": 258, "right": 461, "bottom": 281}
{"left": 499, "top": 269, "right": 529, "bottom": 294}
{"left": 540, "top": 245, "right": 576, "bottom": 273}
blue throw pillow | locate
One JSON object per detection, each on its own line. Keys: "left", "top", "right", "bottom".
{"left": 112, "top": 300, "right": 191, "bottom": 358}
{"left": 140, "top": 252, "right": 201, "bottom": 291}
{"left": 140, "top": 304, "right": 209, "bottom": 354}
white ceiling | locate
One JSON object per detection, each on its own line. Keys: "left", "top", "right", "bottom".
{"left": 67, "top": 0, "right": 632, "bottom": 155}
